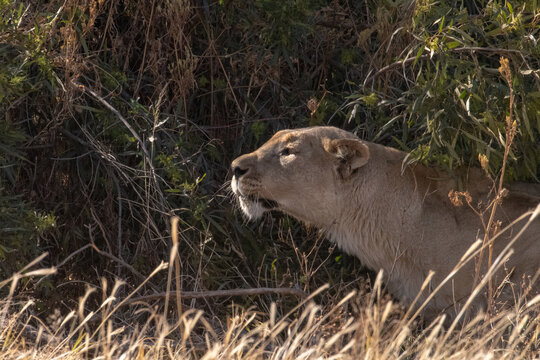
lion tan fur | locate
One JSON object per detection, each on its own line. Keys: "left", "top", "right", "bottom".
{"left": 231, "top": 126, "right": 540, "bottom": 319}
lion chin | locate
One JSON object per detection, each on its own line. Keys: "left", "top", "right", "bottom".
{"left": 237, "top": 196, "right": 266, "bottom": 220}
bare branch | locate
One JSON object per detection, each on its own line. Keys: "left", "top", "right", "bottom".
{"left": 124, "top": 287, "right": 308, "bottom": 305}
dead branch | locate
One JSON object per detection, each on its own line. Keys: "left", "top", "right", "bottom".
{"left": 90, "top": 243, "right": 161, "bottom": 293}
{"left": 124, "top": 287, "right": 308, "bottom": 305}
{"left": 71, "top": 80, "right": 154, "bottom": 174}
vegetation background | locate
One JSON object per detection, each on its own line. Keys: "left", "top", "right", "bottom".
{"left": 0, "top": 0, "right": 539, "bottom": 358}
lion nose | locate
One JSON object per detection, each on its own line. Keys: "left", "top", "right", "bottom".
{"left": 233, "top": 166, "right": 248, "bottom": 179}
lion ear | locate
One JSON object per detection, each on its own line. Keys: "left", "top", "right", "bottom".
{"left": 324, "top": 138, "right": 370, "bottom": 179}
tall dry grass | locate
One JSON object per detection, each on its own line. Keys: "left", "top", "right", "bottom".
{"left": 2, "top": 203, "right": 539, "bottom": 359}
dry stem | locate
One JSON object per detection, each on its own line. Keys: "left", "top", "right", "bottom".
{"left": 124, "top": 287, "right": 308, "bottom": 305}
{"left": 471, "top": 57, "right": 517, "bottom": 314}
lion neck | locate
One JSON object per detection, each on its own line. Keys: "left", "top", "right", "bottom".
{"left": 324, "top": 174, "right": 418, "bottom": 268}
{"left": 319, "top": 147, "right": 428, "bottom": 304}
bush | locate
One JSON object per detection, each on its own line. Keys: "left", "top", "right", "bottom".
{"left": 348, "top": 0, "right": 540, "bottom": 180}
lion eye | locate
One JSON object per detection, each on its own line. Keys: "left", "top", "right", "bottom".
{"left": 279, "top": 148, "right": 291, "bottom": 156}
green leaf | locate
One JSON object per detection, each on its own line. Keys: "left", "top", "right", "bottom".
{"left": 446, "top": 41, "right": 461, "bottom": 49}
{"left": 486, "top": 27, "right": 504, "bottom": 36}
{"left": 507, "top": 2, "right": 513, "bottom": 15}
{"left": 438, "top": 15, "right": 445, "bottom": 34}
{"left": 360, "top": 93, "right": 378, "bottom": 107}
{"left": 522, "top": 104, "right": 533, "bottom": 140}
{"left": 460, "top": 130, "right": 488, "bottom": 147}
{"left": 413, "top": 46, "right": 424, "bottom": 68}
{"left": 0, "top": 143, "right": 30, "bottom": 163}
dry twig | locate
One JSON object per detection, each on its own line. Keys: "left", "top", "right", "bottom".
{"left": 124, "top": 287, "right": 307, "bottom": 305}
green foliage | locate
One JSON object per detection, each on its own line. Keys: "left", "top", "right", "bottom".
{"left": 351, "top": 0, "right": 540, "bottom": 180}
{"left": 0, "top": 1, "right": 58, "bottom": 277}
{"left": 0, "top": 192, "right": 56, "bottom": 278}
{"left": 251, "top": 121, "right": 267, "bottom": 142}
{"left": 254, "top": 0, "right": 317, "bottom": 55}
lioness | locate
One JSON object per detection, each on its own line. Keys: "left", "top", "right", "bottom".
{"left": 231, "top": 126, "right": 540, "bottom": 319}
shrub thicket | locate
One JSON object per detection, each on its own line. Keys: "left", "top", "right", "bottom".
{"left": 350, "top": 0, "right": 540, "bottom": 180}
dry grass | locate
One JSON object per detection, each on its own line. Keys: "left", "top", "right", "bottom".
{"left": 2, "top": 205, "right": 539, "bottom": 360}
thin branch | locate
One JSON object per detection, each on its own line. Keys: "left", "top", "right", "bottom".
{"left": 71, "top": 80, "right": 168, "bottom": 211}
{"left": 36, "top": 246, "right": 90, "bottom": 286}
{"left": 71, "top": 81, "right": 154, "bottom": 174}
{"left": 34, "top": 241, "right": 161, "bottom": 293}
{"left": 124, "top": 287, "right": 308, "bottom": 305}
{"left": 134, "top": 0, "right": 157, "bottom": 96}
{"left": 90, "top": 243, "right": 161, "bottom": 293}
{"left": 111, "top": 173, "right": 123, "bottom": 278}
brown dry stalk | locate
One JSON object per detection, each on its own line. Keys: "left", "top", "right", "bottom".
{"left": 472, "top": 57, "right": 517, "bottom": 314}
{"left": 308, "top": 88, "right": 329, "bottom": 124}
{"left": 164, "top": 216, "right": 179, "bottom": 321}
{"left": 134, "top": 0, "right": 157, "bottom": 97}
{"left": 172, "top": 216, "right": 182, "bottom": 321}
{"left": 124, "top": 287, "right": 308, "bottom": 305}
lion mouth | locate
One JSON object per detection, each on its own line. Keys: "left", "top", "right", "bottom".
{"left": 234, "top": 193, "right": 278, "bottom": 220}
{"left": 245, "top": 195, "right": 278, "bottom": 209}
{"left": 231, "top": 177, "right": 278, "bottom": 219}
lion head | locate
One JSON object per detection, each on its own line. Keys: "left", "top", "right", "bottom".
{"left": 231, "top": 127, "right": 370, "bottom": 224}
